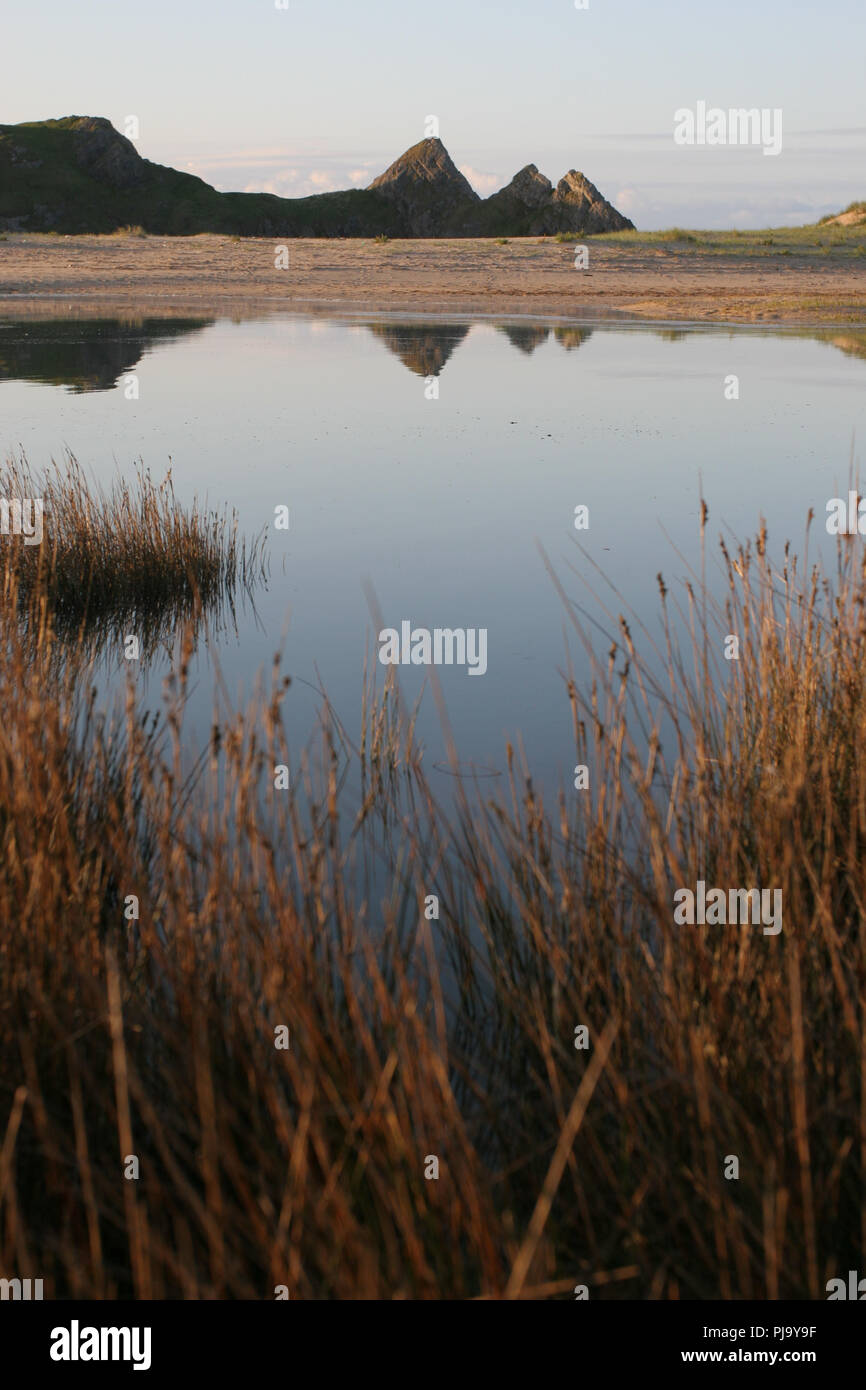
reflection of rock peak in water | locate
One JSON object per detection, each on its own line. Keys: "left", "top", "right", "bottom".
{"left": 553, "top": 327, "right": 594, "bottom": 351}
{"left": 499, "top": 325, "right": 551, "bottom": 355}
{"left": 366, "top": 320, "right": 598, "bottom": 375}
{"left": 366, "top": 322, "right": 471, "bottom": 377}
{"left": 0, "top": 317, "right": 213, "bottom": 392}
{"left": 501, "top": 326, "right": 594, "bottom": 355}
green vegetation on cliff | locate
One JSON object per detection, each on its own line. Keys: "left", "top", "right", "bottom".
{"left": 0, "top": 117, "right": 633, "bottom": 238}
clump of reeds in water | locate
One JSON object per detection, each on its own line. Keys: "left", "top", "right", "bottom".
{"left": 0, "top": 452, "right": 266, "bottom": 661}
{"left": 0, "top": 494, "right": 864, "bottom": 1300}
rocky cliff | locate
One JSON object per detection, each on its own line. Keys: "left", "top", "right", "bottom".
{"left": 456, "top": 162, "right": 632, "bottom": 235}
{"left": 0, "top": 118, "right": 634, "bottom": 236}
{"left": 368, "top": 137, "right": 479, "bottom": 235}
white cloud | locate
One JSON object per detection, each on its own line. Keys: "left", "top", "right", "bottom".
{"left": 459, "top": 164, "right": 501, "bottom": 195}
{"left": 614, "top": 187, "right": 643, "bottom": 216}
{"left": 175, "top": 146, "right": 382, "bottom": 199}
{"left": 245, "top": 169, "right": 301, "bottom": 196}
{"left": 242, "top": 167, "right": 362, "bottom": 197}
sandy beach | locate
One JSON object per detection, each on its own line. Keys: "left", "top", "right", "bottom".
{"left": 1, "top": 232, "right": 865, "bottom": 324}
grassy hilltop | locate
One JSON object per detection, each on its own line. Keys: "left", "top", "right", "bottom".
{"left": 0, "top": 116, "right": 399, "bottom": 237}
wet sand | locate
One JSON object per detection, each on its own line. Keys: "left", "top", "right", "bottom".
{"left": 1, "top": 233, "right": 865, "bottom": 325}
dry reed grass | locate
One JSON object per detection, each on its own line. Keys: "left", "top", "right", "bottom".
{"left": 0, "top": 453, "right": 266, "bottom": 661}
{"left": 0, "top": 480, "right": 863, "bottom": 1299}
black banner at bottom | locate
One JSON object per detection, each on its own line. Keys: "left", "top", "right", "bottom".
{"left": 0, "top": 1297, "right": 860, "bottom": 1377}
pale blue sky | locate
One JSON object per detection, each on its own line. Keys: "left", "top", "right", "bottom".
{"left": 5, "top": 0, "right": 865, "bottom": 227}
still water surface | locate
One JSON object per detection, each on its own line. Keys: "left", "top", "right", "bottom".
{"left": 1, "top": 312, "right": 864, "bottom": 791}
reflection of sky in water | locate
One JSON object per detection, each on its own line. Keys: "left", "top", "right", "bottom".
{"left": 1, "top": 313, "right": 864, "bottom": 795}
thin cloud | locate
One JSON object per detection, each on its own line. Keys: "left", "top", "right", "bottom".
{"left": 459, "top": 164, "right": 501, "bottom": 195}
{"left": 614, "top": 187, "right": 643, "bottom": 216}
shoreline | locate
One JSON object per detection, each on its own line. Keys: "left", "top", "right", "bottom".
{"left": 1, "top": 232, "right": 865, "bottom": 326}
{"left": 2, "top": 301, "right": 865, "bottom": 340}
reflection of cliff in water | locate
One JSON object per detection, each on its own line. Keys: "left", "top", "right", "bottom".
{"left": 366, "top": 322, "right": 471, "bottom": 377}
{"left": 499, "top": 325, "right": 550, "bottom": 355}
{"left": 361, "top": 319, "right": 866, "bottom": 380}
{"left": 368, "top": 319, "right": 599, "bottom": 375}
{"left": 498, "top": 325, "right": 596, "bottom": 355}
{"left": 9, "top": 316, "right": 862, "bottom": 395}
{"left": 0, "top": 318, "right": 214, "bottom": 392}
{"left": 553, "top": 327, "right": 594, "bottom": 351}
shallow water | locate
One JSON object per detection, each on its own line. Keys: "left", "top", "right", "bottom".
{"left": 1, "top": 311, "right": 864, "bottom": 792}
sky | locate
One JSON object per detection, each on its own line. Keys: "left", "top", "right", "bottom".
{"left": 3, "top": 0, "right": 865, "bottom": 228}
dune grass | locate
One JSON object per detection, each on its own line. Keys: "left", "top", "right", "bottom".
{"left": 597, "top": 224, "right": 866, "bottom": 258}
{"left": 819, "top": 201, "right": 866, "bottom": 224}
{"left": 0, "top": 479, "right": 864, "bottom": 1299}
